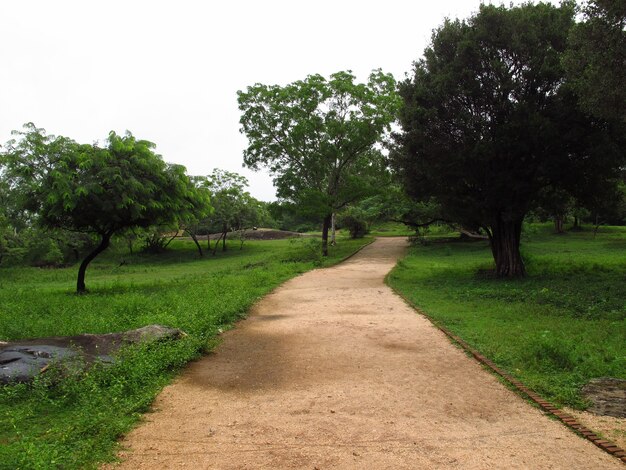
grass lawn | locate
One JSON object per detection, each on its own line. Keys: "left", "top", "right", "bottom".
{"left": 0, "top": 236, "right": 371, "bottom": 469}
{"left": 369, "top": 221, "right": 416, "bottom": 237}
{"left": 387, "top": 224, "right": 626, "bottom": 410}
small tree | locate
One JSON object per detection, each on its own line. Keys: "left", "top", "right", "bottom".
{"left": 200, "top": 169, "right": 260, "bottom": 253}
{"left": 1, "top": 124, "right": 211, "bottom": 292}
{"left": 238, "top": 70, "right": 399, "bottom": 255}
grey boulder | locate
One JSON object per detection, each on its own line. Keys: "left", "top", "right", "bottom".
{"left": 0, "top": 324, "right": 185, "bottom": 385}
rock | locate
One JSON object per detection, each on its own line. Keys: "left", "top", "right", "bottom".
{"left": 120, "top": 325, "right": 185, "bottom": 344}
{"left": 581, "top": 377, "right": 626, "bottom": 418}
{"left": 0, "top": 345, "right": 79, "bottom": 384}
{"left": 0, "top": 324, "right": 185, "bottom": 385}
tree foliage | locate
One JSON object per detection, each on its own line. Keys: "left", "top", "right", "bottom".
{"left": 564, "top": 0, "right": 626, "bottom": 122}
{"left": 392, "top": 2, "right": 623, "bottom": 277}
{"left": 1, "top": 124, "right": 211, "bottom": 292}
{"left": 238, "top": 70, "right": 399, "bottom": 254}
{"left": 337, "top": 208, "right": 370, "bottom": 239}
{"left": 197, "top": 169, "right": 262, "bottom": 253}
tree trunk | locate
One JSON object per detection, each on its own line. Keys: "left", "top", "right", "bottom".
{"left": 163, "top": 233, "right": 177, "bottom": 248}
{"left": 554, "top": 215, "right": 564, "bottom": 233}
{"left": 488, "top": 217, "right": 525, "bottom": 277}
{"left": 222, "top": 224, "right": 227, "bottom": 252}
{"left": 212, "top": 233, "right": 223, "bottom": 256}
{"left": 330, "top": 213, "right": 336, "bottom": 246}
{"left": 593, "top": 214, "right": 602, "bottom": 238}
{"left": 187, "top": 231, "right": 203, "bottom": 257}
{"left": 77, "top": 232, "right": 112, "bottom": 293}
{"left": 321, "top": 214, "right": 332, "bottom": 257}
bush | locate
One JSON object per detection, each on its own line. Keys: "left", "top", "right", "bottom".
{"left": 339, "top": 214, "right": 369, "bottom": 239}
{"left": 142, "top": 231, "right": 170, "bottom": 253}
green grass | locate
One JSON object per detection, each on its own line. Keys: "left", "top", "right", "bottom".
{"left": 0, "top": 236, "right": 371, "bottom": 469}
{"left": 369, "top": 221, "right": 456, "bottom": 238}
{"left": 387, "top": 224, "right": 626, "bottom": 409}
{"left": 369, "top": 221, "right": 415, "bottom": 237}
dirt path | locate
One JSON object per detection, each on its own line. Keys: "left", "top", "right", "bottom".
{"left": 111, "top": 238, "right": 622, "bottom": 469}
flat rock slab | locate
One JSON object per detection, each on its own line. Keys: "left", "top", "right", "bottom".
{"left": 582, "top": 378, "right": 626, "bottom": 418}
{"left": 0, "top": 325, "right": 184, "bottom": 385}
{"left": 0, "top": 345, "right": 80, "bottom": 383}
{"left": 110, "top": 238, "right": 622, "bottom": 469}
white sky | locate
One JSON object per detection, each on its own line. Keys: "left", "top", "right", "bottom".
{"left": 0, "top": 0, "right": 560, "bottom": 201}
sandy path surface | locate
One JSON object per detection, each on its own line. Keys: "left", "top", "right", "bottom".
{"left": 110, "top": 238, "right": 621, "bottom": 469}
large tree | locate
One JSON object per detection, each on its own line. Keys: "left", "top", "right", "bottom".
{"left": 1, "top": 124, "right": 211, "bottom": 292}
{"left": 392, "top": 2, "right": 623, "bottom": 277}
{"left": 238, "top": 70, "right": 399, "bottom": 255}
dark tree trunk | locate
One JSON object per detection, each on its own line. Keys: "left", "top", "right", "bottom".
{"left": 163, "top": 233, "right": 177, "bottom": 249}
{"left": 77, "top": 232, "right": 112, "bottom": 293}
{"left": 594, "top": 215, "right": 602, "bottom": 238}
{"left": 321, "top": 214, "right": 332, "bottom": 257}
{"left": 187, "top": 231, "right": 203, "bottom": 257}
{"left": 488, "top": 217, "right": 525, "bottom": 277}
{"left": 554, "top": 215, "right": 564, "bottom": 233}
{"left": 212, "top": 233, "right": 223, "bottom": 256}
{"left": 222, "top": 224, "right": 227, "bottom": 252}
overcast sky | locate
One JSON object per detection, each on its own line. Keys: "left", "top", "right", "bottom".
{"left": 0, "top": 0, "right": 560, "bottom": 201}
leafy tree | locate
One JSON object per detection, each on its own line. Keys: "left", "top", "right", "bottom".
{"left": 533, "top": 186, "right": 576, "bottom": 233}
{"left": 392, "top": 2, "right": 623, "bottom": 277}
{"left": 356, "top": 172, "right": 446, "bottom": 233}
{"left": 564, "top": 0, "right": 626, "bottom": 122}
{"left": 165, "top": 176, "right": 213, "bottom": 257}
{"left": 199, "top": 169, "right": 261, "bottom": 253}
{"left": 1, "top": 124, "right": 211, "bottom": 292}
{"left": 253, "top": 200, "right": 277, "bottom": 229}
{"left": 266, "top": 200, "right": 318, "bottom": 233}
{"left": 238, "top": 70, "right": 399, "bottom": 255}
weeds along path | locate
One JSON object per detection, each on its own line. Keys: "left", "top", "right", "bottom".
{"left": 110, "top": 238, "right": 621, "bottom": 469}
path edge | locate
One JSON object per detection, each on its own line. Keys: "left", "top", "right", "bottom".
{"left": 385, "top": 270, "right": 626, "bottom": 465}
{"left": 334, "top": 237, "right": 376, "bottom": 264}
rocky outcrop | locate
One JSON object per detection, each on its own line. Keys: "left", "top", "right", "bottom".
{"left": 0, "top": 325, "right": 185, "bottom": 385}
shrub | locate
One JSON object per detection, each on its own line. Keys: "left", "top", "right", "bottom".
{"left": 339, "top": 213, "right": 369, "bottom": 239}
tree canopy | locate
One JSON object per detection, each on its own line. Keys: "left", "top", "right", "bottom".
{"left": 392, "top": 2, "right": 624, "bottom": 277}
{"left": 197, "top": 169, "right": 262, "bottom": 252}
{"left": 238, "top": 70, "right": 400, "bottom": 254}
{"left": 564, "top": 0, "right": 626, "bottom": 122}
{"left": 1, "top": 124, "right": 211, "bottom": 292}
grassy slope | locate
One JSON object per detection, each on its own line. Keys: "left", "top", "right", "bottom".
{"left": 387, "top": 225, "right": 626, "bottom": 409}
{"left": 0, "top": 236, "right": 371, "bottom": 469}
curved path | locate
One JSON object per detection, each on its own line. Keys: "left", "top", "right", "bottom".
{"left": 112, "top": 238, "right": 621, "bottom": 469}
